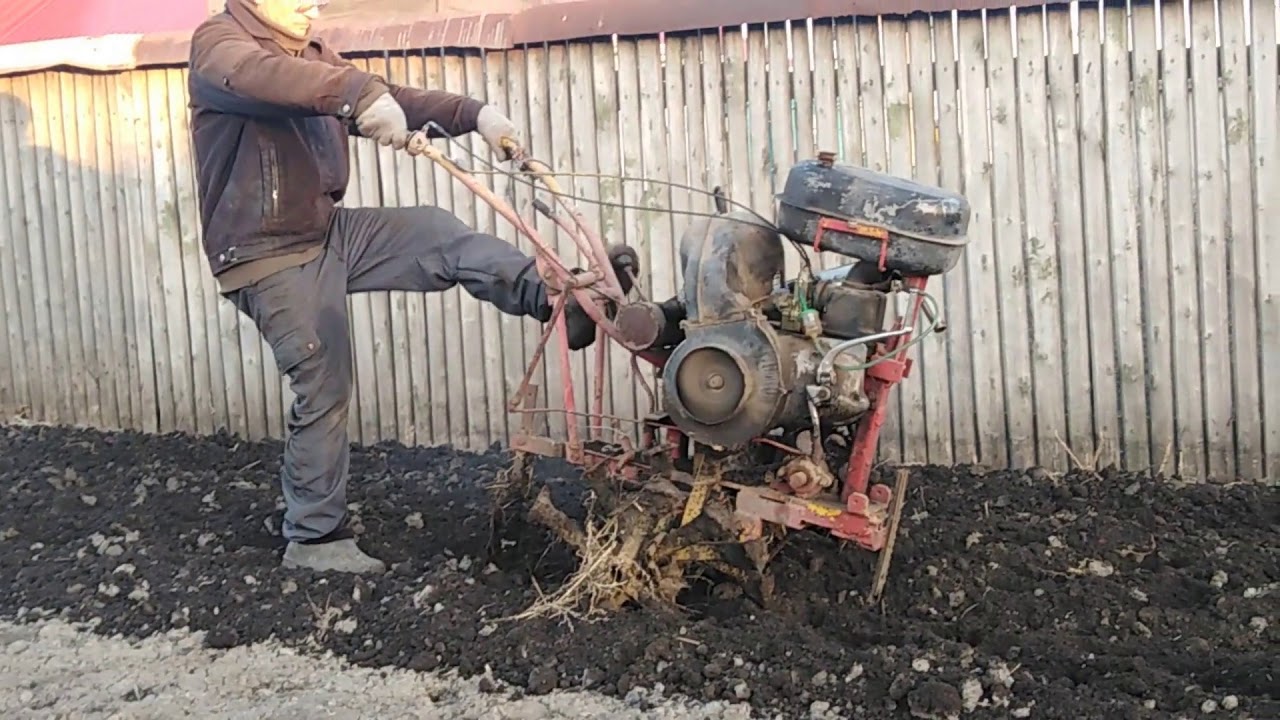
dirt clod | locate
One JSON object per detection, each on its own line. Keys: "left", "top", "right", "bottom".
{"left": 907, "top": 680, "right": 963, "bottom": 719}
{"left": 0, "top": 424, "right": 1276, "bottom": 720}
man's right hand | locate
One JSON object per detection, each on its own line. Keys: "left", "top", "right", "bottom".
{"left": 355, "top": 92, "right": 410, "bottom": 150}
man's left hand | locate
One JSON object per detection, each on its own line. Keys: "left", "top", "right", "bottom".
{"left": 476, "top": 105, "right": 520, "bottom": 160}
{"left": 356, "top": 92, "right": 411, "bottom": 150}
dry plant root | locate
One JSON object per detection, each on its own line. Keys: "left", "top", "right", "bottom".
{"left": 485, "top": 452, "right": 537, "bottom": 556}
{"left": 508, "top": 471, "right": 777, "bottom": 623}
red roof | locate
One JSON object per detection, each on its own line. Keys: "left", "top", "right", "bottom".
{"left": 0, "top": 0, "right": 208, "bottom": 46}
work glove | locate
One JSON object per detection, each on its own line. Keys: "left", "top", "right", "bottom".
{"left": 475, "top": 104, "right": 520, "bottom": 160}
{"left": 356, "top": 92, "right": 410, "bottom": 150}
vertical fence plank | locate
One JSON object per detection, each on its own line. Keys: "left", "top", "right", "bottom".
{"left": 856, "top": 17, "right": 889, "bottom": 180}
{"left": 1219, "top": 0, "right": 1262, "bottom": 479}
{"left": 699, "top": 30, "right": 731, "bottom": 229}
{"left": 341, "top": 60, "right": 378, "bottom": 446}
{"left": 1045, "top": 7, "right": 1096, "bottom": 463}
{"left": 15, "top": 73, "right": 56, "bottom": 424}
{"left": 407, "top": 52, "right": 452, "bottom": 445}
{"left": 483, "top": 47, "right": 532, "bottom": 446}
{"left": 41, "top": 71, "right": 91, "bottom": 426}
{"left": 0, "top": 179, "right": 12, "bottom": 411}
{"left": 1128, "top": 3, "right": 1176, "bottom": 474}
{"left": 932, "top": 10, "right": 978, "bottom": 465}
{"left": 1015, "top": 6, "right": 1069, "bottom": 470}
{"left": 590, "top": 40, "right": 640, "bottom": 430}
{"left": 633, "top": 36, "right": 673, "bottom": 430}
{"left": 956, "top": 12, "right": 1006, "bottom": 467}
{"left": 565, "top": 40, "right": 611, "bottom": 437}
{"left": 521, "top": 43, "right": 565, "bottom": 442}
{"left": 907, "top": 14, "right": 955, "bottom": 466}
{"left": 879, "top": 16, "right": 915, "bottom": 462}
{"left": 95, "top": 73, "right": 132, "bottom": 430}
{"left": 1076, "top": 6, "right": 1120, "bottom": 466}
{"left": 22, "top": 74, "right": 73, "bottom": 425}
{"left": 121, "top": 72, "right": 162, "bottom": 433}
{"left": 614, "top": 37, "right": 649, "bottom": 436}
{"left": 79, "top": 74, "right": 121, "bottom": 429}
{"left": 855, "top": 17, "right": 902, "bottom": 462}
{"left": 661, "top": 35, "right": 692, "bottom": 299}
{"left": 344, "top": 58, "right": 374, "bottom": 446}
{"left": 987, "top": 9, "right": 1038, "bottom": 468}
{"left": 1253, "top": 0, "right": 1280, "bottom": 477}
{"left": 768, "top": 24, "right": 803, "bottom": 279}
{"left": 744, "top": 26, "right": 774, "bottom": 221}
{"left": 545, "top": 41, "right": 591, "bottom": 443}
{"left": 811, "top": 19, "right": 840, "bottom": 164}
{"left": 834, "top": 19, "right": 866, "bottom": 169}
{"left": 108, "top": 73, "right": 152, "bottom": 432}
{"left": 455, "top": 51, "right": 494, "bottom": 448}
{"left": 1102, "top": 5, "right": 1153, "bottom": 471}
{"left": 381, "top": 54, "right": 419, "bottom": 446}
{"left": 136, "top": 69, "right": 191, "bottom": 434}
{"left": 0, "top": 77, "right": 22, "bottom": 415}
{"left": 162, "top": 67, "right": 219, "bottom": 436}
{"left": 811, "top": 19, "right": 843, "bottom": 273}
{"left": 1189, "top": 0, "right": 1235, "bottom": 478}
{"left": 61, "top": 74, "right": 103, "bottom": 425}
{"left": 1159, "top": 0, "right": 1205, "bottom": 477}
{"left": 0, "top": 78, "right": 33, "bottom": 418}
{"left": 723, "top": 28, "right": 754, "bottom": 222}
{"left": 388, "top": 55, "right": 417, "bottom": 446}
{"left": 53, "top": 72, "right": 99, "bottom": 427}
{"left": 353, "top": 58, "right": 400, "bottom": 445}
{"left": 545, "top": 41, "right": 588, "bottom": 440}
{"left": 402, "top": 52, "right": 434, "bottom": 447}
{"left": 791, "top": 21, "right": 818, "bottom": 172}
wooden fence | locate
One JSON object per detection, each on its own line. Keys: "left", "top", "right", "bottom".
{"left": 0, "top": 0, "right": 1275, "bottom": 480}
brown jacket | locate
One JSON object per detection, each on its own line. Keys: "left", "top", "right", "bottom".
{"left": 187, "top": 5, "right": 484, "bottom": 286}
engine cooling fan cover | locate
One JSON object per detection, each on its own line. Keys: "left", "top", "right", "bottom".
{"left": 661, "top": 319, "right": 786, "bottom": 449}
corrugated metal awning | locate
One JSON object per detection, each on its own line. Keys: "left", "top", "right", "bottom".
{"left": 0, "top": 0, "right": 1082, "bottom": 78}
{"left": 0, "top": 0, "right": 208, "bottom": 46}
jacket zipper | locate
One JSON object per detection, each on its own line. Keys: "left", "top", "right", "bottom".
{"left": 268, "top": 144, "right": 280, "bottom": 220}
{"left": 260, "top": 143, "right": 280, "bottom": 221}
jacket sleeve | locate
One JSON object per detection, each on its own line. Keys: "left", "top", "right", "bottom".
{"left": 189, "top": 21, "right": 379, "bottom": 119}
{"left": 316, "top": 44, "right": 485, "bottom": 138}
{"left": 387, "top": 85, "right": 486, "bottom": 138}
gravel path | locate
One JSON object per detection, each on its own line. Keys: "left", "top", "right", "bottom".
{"left": 0, "top": 422, "right": 1275, "bottom": 719}
{"left": 0, "top": 616, "right": 745, "bottom": 719}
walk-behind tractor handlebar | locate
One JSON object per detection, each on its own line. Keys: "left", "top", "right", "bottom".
{"left": 405, "top": 127, "right": 971, "bottom": 613}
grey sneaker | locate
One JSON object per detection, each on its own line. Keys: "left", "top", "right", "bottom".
{"left": 282, "top": 538, "right": 387, "bottom": 574}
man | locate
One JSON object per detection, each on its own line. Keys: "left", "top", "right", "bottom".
{"left": 188, "top": 0, "right": 638, "bottom": 574}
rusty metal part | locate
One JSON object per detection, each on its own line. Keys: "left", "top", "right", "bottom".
{"left": 734, "top": 483, "right": 892, "bottom": 551}
{"left": 614, "top": 303, "right": 664, "bottom": 349}
{"left": 778, "top": 455, "right": 836, "bottom": 499}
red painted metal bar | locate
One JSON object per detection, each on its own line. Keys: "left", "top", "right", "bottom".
{"left": 843, "top": 275, "right": 928, "bottom": 500}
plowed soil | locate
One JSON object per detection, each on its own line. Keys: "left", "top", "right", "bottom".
{"left": 0, "top": 423, "right": 1275, "bottom": 719}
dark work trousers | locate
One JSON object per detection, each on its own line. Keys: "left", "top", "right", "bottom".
{"left": 225, "top": 206, "right": 550, "bottom": 543}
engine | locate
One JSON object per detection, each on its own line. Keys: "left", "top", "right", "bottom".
{"left": 613, "top": 154, "right": 971, "bottom": 452}
{"left": 651, "top": 212, "right": 875, "bottom": 449}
